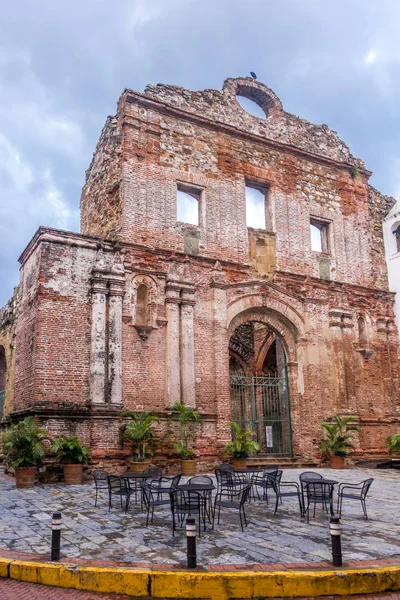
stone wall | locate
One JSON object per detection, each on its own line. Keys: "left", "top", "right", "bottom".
{"left": 2, "top": 77, "right": 399, "bottom": 467}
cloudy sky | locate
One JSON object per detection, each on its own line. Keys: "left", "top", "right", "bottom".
{"left": 1, "top": 0, "right": 400, "bottom": 306}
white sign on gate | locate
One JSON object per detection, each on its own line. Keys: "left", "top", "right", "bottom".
{"left": 266, "top": 426, "right": 273, "bottom": 448}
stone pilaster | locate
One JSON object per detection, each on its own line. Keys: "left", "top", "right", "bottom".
{"left": 90, "top": 276, "right": 108, "bottom": 404}
{"left": 180, "top": 283, "right": 196, "bottom": 408}
{"left": 211, "top": 269, "right": 231, "bottom": 444}
{"left": 165, "top": 278, "right": 181, "bottom": 406}
{"left": 108, "top": 279, "right": 125, "bottom": 406}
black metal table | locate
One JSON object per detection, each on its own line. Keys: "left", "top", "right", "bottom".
{"left": 176, "top": 483, "right": 216, "bottom": 531}
{"left": 120, "top": 472, "right": 151, "bottom": 505}
{"left": 302, "top": 478, "right": 339, "bottom": 517}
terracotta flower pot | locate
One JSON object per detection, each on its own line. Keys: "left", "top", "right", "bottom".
{"left": 329, "top": 455, "right": 345, "bottom": 469}
{"left": 129, "top": 460, "right": 150, "bottom": 473}
{"left": 15, "top": 466, "right": 36, "bottom": 489}
{"left": 63, "top": 464, "right": 83, "bottom": 485}
{"left": 181, "top": 459, "right": 197, "bottom": 476}
{"left": 232, "top": 458, "right": 247, "bottom": 470}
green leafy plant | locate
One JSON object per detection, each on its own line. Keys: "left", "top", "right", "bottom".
{"left": 223, "top": 422, "right": 260, "bottom": 459}
{"left": 2, "top": 417, "right": 50, "bottom": 468}
{"left": 52, "top": 435, "right": 90, "bottom": 465}
{"left": 350, "top": 166, "right": 360, "bottom": 178}
{"left": 171, "top": 402, "right": 202, "bottom": 460}
{"left": 119, "top": 411, "right": 160, "bottom": 462}
{"left": 319, "top": 415, "right": 359, "bottom": 458}
{"left": 386, "top": 433, "right": 400, "bottom": 456}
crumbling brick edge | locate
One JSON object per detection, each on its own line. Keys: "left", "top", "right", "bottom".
{"left": 0, "top": 552, "right": 399, "bottom": 599}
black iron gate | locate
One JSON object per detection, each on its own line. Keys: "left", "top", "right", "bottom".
{"left": 229, "top": 374, "right": 292, "bottom": 455}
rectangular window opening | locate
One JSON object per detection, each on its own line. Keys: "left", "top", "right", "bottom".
{"left": 246, "top": 182, "right": 268, "bottom": 229}
{"left": 310, "top": 219, "right": 329, "bottom": 253}
{"left": 177, "top": 185, "right": 200, "bottom": 226}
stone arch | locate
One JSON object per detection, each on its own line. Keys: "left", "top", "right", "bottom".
{"left": 227, "top": 295, "right": 303, "bottom": 364}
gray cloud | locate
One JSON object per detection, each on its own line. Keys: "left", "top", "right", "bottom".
{"left": 1, "top": 0, "right": 399, "bottom": 305}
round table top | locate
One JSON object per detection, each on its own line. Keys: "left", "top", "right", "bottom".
{"left": 302, "top": 478, "right": 338, "bottom": 485}
{"left": 177, "top": 483, "right": 215, "bottom": 492}
{"left": 120, "top": 473, "right": 152, "bottom": 479}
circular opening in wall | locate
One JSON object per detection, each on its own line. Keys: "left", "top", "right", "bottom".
{"left": 236, "top": 95, "right": 266, "bottom": 119}
{"left": 235, "top": 84, "right": 279, "bottom": 119}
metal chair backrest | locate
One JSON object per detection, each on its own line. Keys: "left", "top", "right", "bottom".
{"left": 240, "top": 484, "right": 251, "bottom": 506}
{"left": 215, "top": 468, "right": 231, "bottom": 485}
{"left": 361, "top": 478, "right": 374, "bottom": 498}
{"left": 93, "top": 469, "right": 108, "bottom": 482}
{"left": 142, "top": 466, "right": 163, "bottom": 478}
{"left": 266, "top": 470, "right": 282, "bottom": 490}
{"left": 188, "top": 475, "right": 213, "bottom": 485}
{"left": 306, "top": 481, "right": 333, "bottom": 501}
{"left": 218, "top": 463, "right": 235, "bottom": 472}
{"left": 108, "top": 475, "right": 126, "bottom": 492}
{"left": 171, "top": 473, "right": 182, "bottom": 488}
{"left": 300, "top": 471, "right": 323, "bottom": 483}
{"left": 262, "top": 464, "right": 279, "bottom": 474}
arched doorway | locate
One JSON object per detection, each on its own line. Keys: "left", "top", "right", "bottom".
{"left": 0, "top": 346, "right": 6, "bottom": 421}
{"left": 229, "top": 321, "right": 292, "bottom": 456}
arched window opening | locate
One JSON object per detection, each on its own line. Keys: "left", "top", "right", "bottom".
{"left": 358, "top": 316, "right": 367, "bottom": 347}
{"left": 0, "top": 346, "right": 6, "bottom": 420}
{"left": 136, "top": 285, "right": 149, "bottom": 326}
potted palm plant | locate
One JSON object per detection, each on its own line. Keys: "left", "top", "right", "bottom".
{"left": 319, "top": 414, "right": 359, "bottom": 468}
{"left": 52, "top": 435, "right": 90, "bottom": 484}
{"left": 223, "top": 421, "right": 260, "bottom": 469}
{"left": 2, "top": 417, "right": 50, "bottom": 488}
{"left": 171, "top": 402, "right": 202, "bottom": 476}
{"left": 119, "top": 411, "right": 160, "bottom": 473}
{"left": 386, "top": 433, "right": 400, "bottom": 457}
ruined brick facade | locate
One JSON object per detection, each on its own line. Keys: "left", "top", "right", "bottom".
{"left": 1, "top": 77, "right": 399, "bottom": 468}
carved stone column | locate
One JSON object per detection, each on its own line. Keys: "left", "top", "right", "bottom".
{"left": 165, "top": 277, "right": 181, "bottom": 406}
{"left": 108, "top": 278, "right": 125, "bottom": 406}
{"left": 90, "top": 275, "right": 108, "bottom": 404}
{"left": 180, "top": 283, "right": 196, "bottom": 408}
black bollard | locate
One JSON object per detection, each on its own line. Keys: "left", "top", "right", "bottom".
{"left": 329, "top": 514, "right": 342, "bottom": 567}
{"left": 186, "top": 517, "right": 197, "bottom": 568}
{"left": 51, "top": 511, "right": 62, "bottom": 561}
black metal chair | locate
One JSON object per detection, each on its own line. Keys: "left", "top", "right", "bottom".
{"left": 253, "top": 469, "right": 282, "bottom": 503}
{"left": 149, "top": 474, "right": 182, "bottom": 502}
{"left": 304, "top": 481, "right": 334, "bottom": 521}
{"left": 171, "top": 489, "right": 203, "bottom": 536}
{"left": 217, "top": 463, "right": 235, "bottom": 472}
{"left": 93, "top": 469, "right": 108, "bottom": 507}
{"left": 142, "top": 466, "right": 163, "bottom": 478}
{"left": 108, "top": 476, "right": 131, "bottom": 513}
{"left": 215, "top": 468, "right": 246, "bottom": 497}
{"left": 299, "top": 471, "right": 324, "bottom": 508}
{"left": 337, "top": 478, "right": 374, "bottom": 520}
{"left": 141, "top": 481, "right": 172, "bottom": 526}
{"left": 188, "top": 475, "right": 214, "bottom": 523}
{"left": 269, "top": 475, "right": 303, "bottom": 517}
{"left": 212, "top": 484, "right": 251, "bottom": 531}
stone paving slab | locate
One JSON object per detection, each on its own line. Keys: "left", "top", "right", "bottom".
{"left": 0, "top": 468, "right": 399, "bottom": 566}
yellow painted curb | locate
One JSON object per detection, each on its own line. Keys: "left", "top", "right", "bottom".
{"left": 2, "top": 558, "right": 400, "bottom": 599}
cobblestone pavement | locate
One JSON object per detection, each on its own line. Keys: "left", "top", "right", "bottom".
{"left": 0, "top": 468, "right": 399, "bottom": 566}
{"left": 0, "top": 580, "right": 399, "bottom": 600}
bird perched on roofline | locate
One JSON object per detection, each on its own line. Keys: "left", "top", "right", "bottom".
{"left": 250, "top": 71, "right": 257, "bottom": 79}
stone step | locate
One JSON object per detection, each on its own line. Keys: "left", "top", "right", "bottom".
{"left": 247, "top": 456, "right": 320, "bottom": 469}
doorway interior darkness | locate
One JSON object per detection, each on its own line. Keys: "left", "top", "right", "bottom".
{"left": 229, "top": 322, "right": 292, "bottom": 456}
